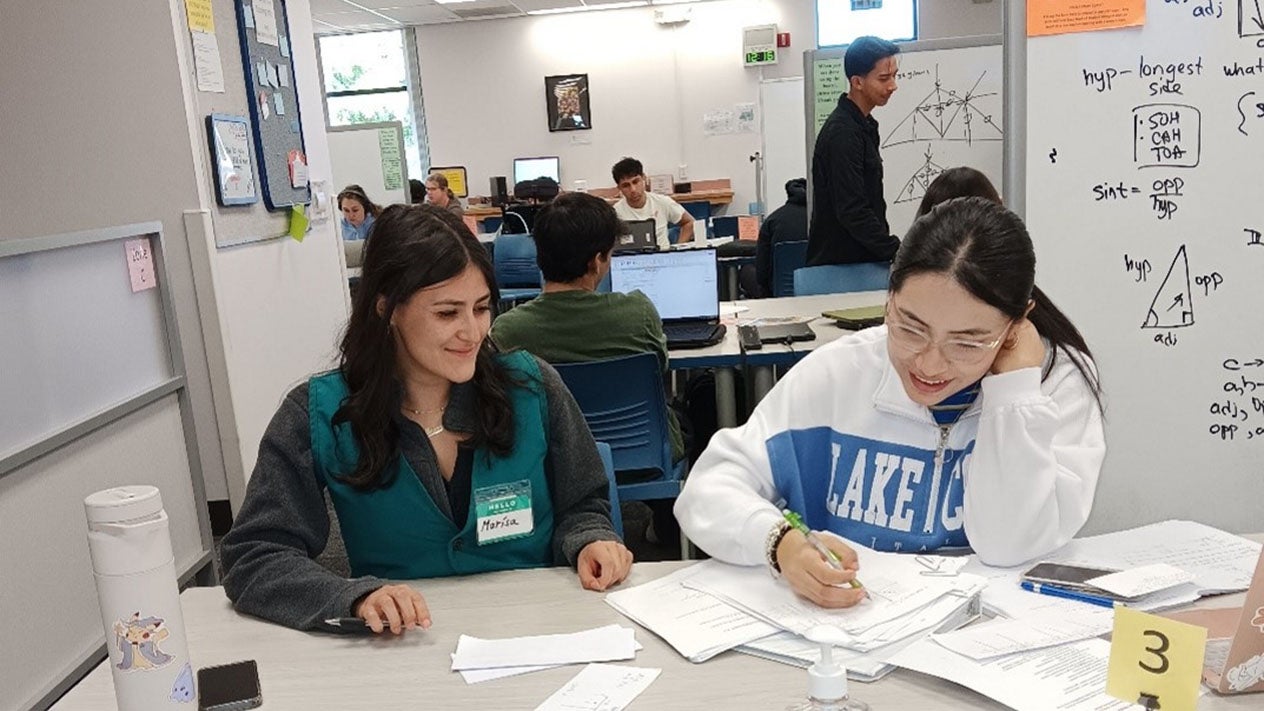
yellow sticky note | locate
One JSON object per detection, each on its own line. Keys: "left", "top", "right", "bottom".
{"left": 1106, "top": 607, "right": 1206, "bottom": 711}
{"left": 185, "top": 0, "right": 214, "bottom": 33}
{"left": 288, "top": 204, "right": 309, "bottom": 242}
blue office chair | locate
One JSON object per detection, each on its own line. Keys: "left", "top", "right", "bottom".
{"left": 710, "top": 215, "right": 740, "bottom": 238}
{"left": 682, "top": 201, "right": 712, "bottom": 223}
{"left": 553, "top": 353, "right": 685, "bottom": 498}
{"left": 793, "top": 261, "right": 891, "bottom": 296}
{"left": 493, "top": 233, "right": 542, "bottom": 304}
{"left": 595, "top": 442, "right": 623, "bottom": 539}
{"left": 771, "top": 240, "right": 809, "bottom": 297}
{"left": 554, "top": 353, "right": 688, "bottom": 555}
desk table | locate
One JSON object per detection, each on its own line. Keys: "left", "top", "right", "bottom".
{"left": 50, "top": 558, "right": 1260, "bottom": 710}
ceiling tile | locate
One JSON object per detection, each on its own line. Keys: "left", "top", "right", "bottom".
{"left": 375, "top": 5, "right": 463, "bottom": 23}
{"left": 510, "top": 0, "right": 584, "bottom": 11}
{"left": 351, "top": 0, "right": 440, "bottom": 9}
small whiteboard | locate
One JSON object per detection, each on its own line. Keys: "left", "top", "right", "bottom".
{"left": 328, "top": 122, "right": 409, "bottom": 208}
{"left": 207, "top": 114, "right": 258, "bottom": 205}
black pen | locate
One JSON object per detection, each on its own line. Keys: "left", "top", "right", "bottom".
{"left": 324, "top": 617, "right": 374, "bottom": 631}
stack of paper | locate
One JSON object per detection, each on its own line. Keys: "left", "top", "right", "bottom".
{"left": 450, "top": 624, "right": 638, "bottom": 681}
{"left": 681, "top": 547, "right": 986, "bottom": 647}
{"left": 604, "top": 562, "right": 779, "bottom": 662}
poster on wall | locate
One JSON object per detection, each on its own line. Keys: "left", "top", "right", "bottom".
{"left": 545, "top": 74, "right": 591, "bottom": 132}
{"left": 207, "top": 114, "right": 258, "bottom": 206}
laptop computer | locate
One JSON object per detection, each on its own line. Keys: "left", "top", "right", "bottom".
{"left": 1165, "top": 546, "right": 1264, "bottom": 694}
{"left": 612, "top": 219, "right": 658, "bottom": 254}
{"left": 609, "top": 248, "right": 727, "bottom": 349}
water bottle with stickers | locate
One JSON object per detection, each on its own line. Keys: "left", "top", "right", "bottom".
{"left": 785, "top": 626, "right": 870, "bottom": 711}
{"left": 85, "top": 485, "right": 196, "bottom": 708}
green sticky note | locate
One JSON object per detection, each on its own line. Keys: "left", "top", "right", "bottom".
{"left": 289, "top": 204, "right": 308, "bottom": 242}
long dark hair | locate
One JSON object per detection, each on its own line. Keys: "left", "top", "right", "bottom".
{"left": 892, "top": 197, "right": 1103, "bottom": 411}
{"left": 337, "top": 185, "right": 382, "bottom": 218}
{"left": 336, "top": 204, "right": 517, "bottom": 490}
{"left": 916, "top": 167, "right": 1002, "bottom": 217}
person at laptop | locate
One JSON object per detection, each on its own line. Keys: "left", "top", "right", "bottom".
{"left": 806, "top": 36, "right": 902, "bottom": 267}
{"left": 221, "top": 204, "right": 632, "bottom": 634}
{"left": 491, "top": 192, "right": 689, "bottom": 544}
{"left": 753, "top": 177, "right": 809, "bottom": 298}
{"left": 676, "top": 197, "right": 1105, "bottom": 608}
{"left": 339, "top": 185, "right": 382, "bottom": 242}
{"left": 611, "top": 157, "right": 694, "bottom": 249}
{"left": 490, "top": 193, "right": 686, "bottom": 464}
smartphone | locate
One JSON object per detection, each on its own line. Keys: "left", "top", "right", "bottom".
{"left": 197, "top": 660, "right": 262, "bottom": 711}
{"left": 1020, "top": 562, "right": 1119, "bottom": 591}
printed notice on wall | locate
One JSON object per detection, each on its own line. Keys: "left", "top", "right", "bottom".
{"left": 191, "top": 30, "right": 225, "bottom": 93}
{"left": 378, "top": 128, "right": 403, "bottom": 191}
{"left": 813, "top": 57, "right": 846, "bottom": 135}
{"left": 125, "top": 238, "right": 157, "bottom": 293}
{"left": 253, "top": 0, "right": 279, "bottom": 46}
{"left": 1027, "top": 0, "right": 1146, "bottom": 37}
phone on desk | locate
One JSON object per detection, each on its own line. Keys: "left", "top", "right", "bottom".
{"left": 1020, "top": 562, "right": 1119, "bottom": 592}
{"left": 197, "top": 660, "right": 262, "bottom": 711}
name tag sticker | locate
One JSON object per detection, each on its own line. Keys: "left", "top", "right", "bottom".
{"left": 474, "top": 480, "right": 534, "bottom": 545}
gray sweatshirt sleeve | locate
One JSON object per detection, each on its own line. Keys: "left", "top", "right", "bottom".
{"left": 219, "top": 384, "right": 386, "bottom": 631}
{"left": 534, "top": 358, "right": 623, "bottom": 565}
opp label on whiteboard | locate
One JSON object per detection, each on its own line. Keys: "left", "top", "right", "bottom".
{"left": 1106, "top": 607, "right": 1206, "bottom": 711}
{"left": 125, "top": 238, "right": 157, "bottom": 293}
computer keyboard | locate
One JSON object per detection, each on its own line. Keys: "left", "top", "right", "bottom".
{"left": 664, "top": 323, "right": 723, "bottom": 343}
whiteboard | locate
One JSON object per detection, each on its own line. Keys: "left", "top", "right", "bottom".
{"left": 807, "top": 36, "right": 1004, "bottom": 238}
{"left": 0, "top": 225, "right": 175, "bottom": 462}
{"left": 760, "top": 77, "right": 807, "bottom": 213}
{"left": 1019, "top": 5, "right": 1264, "bottom": 534}
{"left": 327, "top": 122, "right": 409, "bottom": 210}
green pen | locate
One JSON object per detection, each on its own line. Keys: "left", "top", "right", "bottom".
{"left": 782, "top": 510, "right": 865, "bottom": 590}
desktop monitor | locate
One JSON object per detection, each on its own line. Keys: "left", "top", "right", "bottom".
{"left": 513, "top": 156, "right": 560, "bottom": 186}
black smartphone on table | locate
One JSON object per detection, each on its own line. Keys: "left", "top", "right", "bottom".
{"left": 197, "top": 660, "right": 262, "bottom": 711}
{"left": 1020, "top": 562, "right": 1119, "bottom": 592}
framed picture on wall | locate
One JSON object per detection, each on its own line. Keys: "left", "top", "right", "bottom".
{"left": 545, "top": 74, "right": 591, "bottom": 132}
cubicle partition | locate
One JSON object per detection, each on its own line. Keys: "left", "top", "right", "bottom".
{"left": 0, "top": 223, "right": 214, "bottom": 711}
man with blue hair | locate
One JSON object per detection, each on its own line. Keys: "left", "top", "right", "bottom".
{"left": 807, "top": 35, "right": 902, "bottom": 267}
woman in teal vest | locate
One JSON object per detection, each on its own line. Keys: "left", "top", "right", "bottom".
{"left": 221, "top": 204, "right": 633, "bottom": 634}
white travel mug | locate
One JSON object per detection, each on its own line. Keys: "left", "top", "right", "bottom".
{"left": 85, "top": 486, "right": 196, "bottom": 709}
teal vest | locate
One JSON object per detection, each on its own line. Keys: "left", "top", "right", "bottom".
{"left": 308, "top": 352, "right": 555, "bottom": 579}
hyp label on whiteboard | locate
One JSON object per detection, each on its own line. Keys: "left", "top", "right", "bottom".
{"left": 125, "top": 238, "right": 157, "bottom": 293}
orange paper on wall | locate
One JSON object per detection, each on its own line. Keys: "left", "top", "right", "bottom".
{"left": 737, "top": 215, "right": 759, "bottom": 241}
{"left": 1027, "top": 0, "right": 1145, "bottom": 37}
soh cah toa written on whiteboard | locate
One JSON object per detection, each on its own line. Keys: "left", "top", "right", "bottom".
{"left": 1023, "top": 2, "right": 1264, "bottom": 533}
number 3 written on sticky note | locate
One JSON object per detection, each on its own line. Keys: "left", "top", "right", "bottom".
{"left": 125, "top": 238, "right": 157, "bottom": 293}
{"left": 1106, "top": 607, "right": 1206, "bottom": 711}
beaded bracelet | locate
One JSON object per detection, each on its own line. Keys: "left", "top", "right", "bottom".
{"left": 765, "top": 519, "right": 793, "bottom": 574}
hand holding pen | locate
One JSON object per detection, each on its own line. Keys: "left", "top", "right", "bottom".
{"left": 776, "top": 510, "right": 868, "bottom": 609}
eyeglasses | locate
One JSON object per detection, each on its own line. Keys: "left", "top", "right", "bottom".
{"left": 886, "top": 303, "right": 1011, "bottom": 365}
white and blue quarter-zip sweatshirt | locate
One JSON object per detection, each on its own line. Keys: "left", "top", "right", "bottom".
{"left": 675, "top": 325, "right": 1106, "bottom": 568}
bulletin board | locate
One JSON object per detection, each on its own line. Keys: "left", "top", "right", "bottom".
{"left": 233, "top": 0, "right": 310, "bottom": 210}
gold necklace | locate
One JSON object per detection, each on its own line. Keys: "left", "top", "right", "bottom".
{"left": 402, "top": 403, "right": 446, "bottom": 438}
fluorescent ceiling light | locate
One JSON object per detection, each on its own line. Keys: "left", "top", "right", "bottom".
{"left": 528, "top": 1, "right": 648, "bottom": 15}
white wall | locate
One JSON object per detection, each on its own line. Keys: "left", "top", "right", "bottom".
{"left": 413, "top": 0, "right": 1000, "bottom": 213}
{"left": 174, "top": 0, "right": 350, "bottom": 508}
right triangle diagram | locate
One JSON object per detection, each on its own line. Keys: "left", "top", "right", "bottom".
{"left": 1142, "top": 245, "right": 1195, "bottom": 329}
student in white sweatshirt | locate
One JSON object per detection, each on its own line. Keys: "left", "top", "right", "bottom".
{"left": 675, "top": 196, "right": 1105, "bottom": 608}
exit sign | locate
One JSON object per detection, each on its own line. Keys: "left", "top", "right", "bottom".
{"left": 743, "top": 24, "right": 778, "bottom": 66}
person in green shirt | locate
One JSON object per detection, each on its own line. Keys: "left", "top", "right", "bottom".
{"left": 491, "top": 192, "right": 686, "bottom": 462}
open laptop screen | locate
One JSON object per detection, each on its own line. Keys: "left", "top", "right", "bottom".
{"left": 609, "top": 249, "right": 719, "bottom": 321}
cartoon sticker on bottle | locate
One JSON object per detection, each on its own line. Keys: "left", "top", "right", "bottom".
{"left": 1226, "top": 653, "right": 1264, "bottom": 692}
{"left": 113, "top": 611, "right": 175, "bottom": 671}
{"left": 170, "top": 662, "right": 196, "bottom": 702}
{"left": 1251, "top": 605, "right": 1264, "bottom": 633}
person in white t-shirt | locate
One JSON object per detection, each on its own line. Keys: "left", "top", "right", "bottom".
{"left": 610, "top": 157, "right": 694, "bottom": 249}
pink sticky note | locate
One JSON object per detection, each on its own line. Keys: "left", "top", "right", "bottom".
{"left": 125, "top": 238, "right": 157, "bottom": 292}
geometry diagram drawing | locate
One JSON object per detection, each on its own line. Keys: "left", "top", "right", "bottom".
{"left": 882, "top": 66, "right": 1004, "bottom": 148}
{"left": 1142, "top": 244, "right": 1195, "bottom": 329}
{"left": 1242, "top": 0, "right": 1264, "bottom": 38}
{"left": 894, "top": 147, "right": 945, "bottom": 204}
